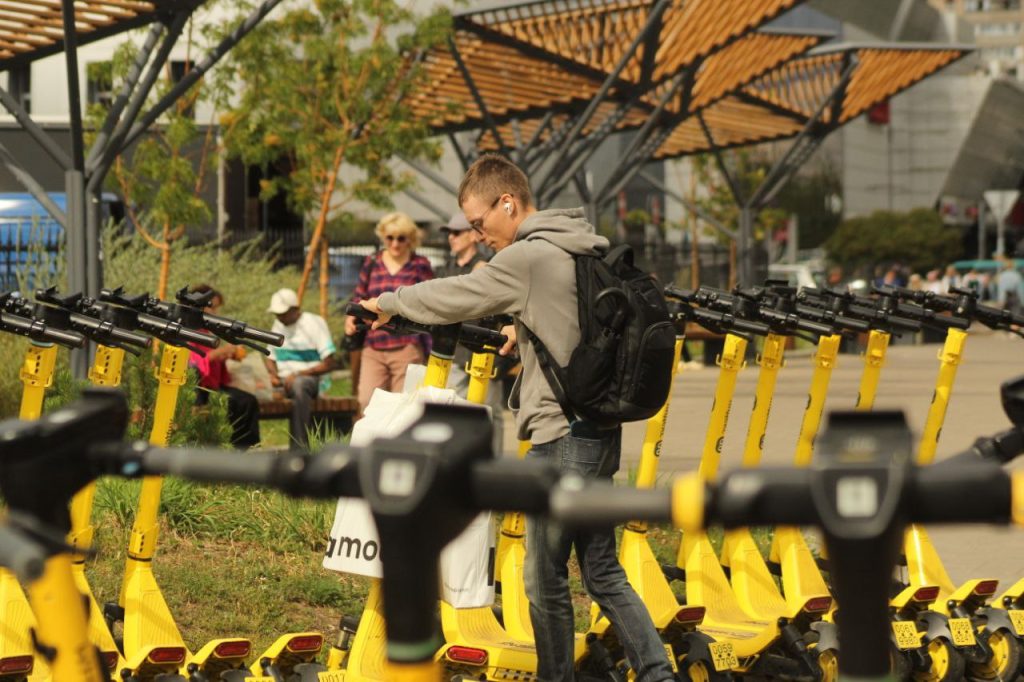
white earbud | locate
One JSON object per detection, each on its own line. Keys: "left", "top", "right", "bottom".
{"left": 504, "top": 203, "right": 512, "bottom": 215}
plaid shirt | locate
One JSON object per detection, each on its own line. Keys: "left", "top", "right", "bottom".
{"left": 352, "top": 252, "right": 434, "bottom": 350}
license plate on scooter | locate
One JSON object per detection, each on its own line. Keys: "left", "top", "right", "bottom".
{"left": 949, "top": 618, "right": 977, "bottom": 647}
{"left": 709, "top": 641, "right": 738, "bottom": 671}
{"left": 892, "top": 621, "right": 920, "bottom": 650}
{"left": 317, "top": 672, "right": 346, "bottom": 681}
{"left": 1009, "top": 610, "right": 1024, "bottom": 636}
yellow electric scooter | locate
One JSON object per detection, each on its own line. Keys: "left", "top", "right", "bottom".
{"left": 662, "top": 288, "right": 833, "bottom": 680}
{"left": 0, "top": 294, "right": 86, "bottom": 682}
{"left": 881, "top": 284, "right": 1024, "bottom": 682}
{"left": 96, "top": 287, "right": 286, "bottom": 680}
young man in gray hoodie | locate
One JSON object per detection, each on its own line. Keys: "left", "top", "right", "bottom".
{"left": 360, "top": 154, "right": 674, "bottom": 682}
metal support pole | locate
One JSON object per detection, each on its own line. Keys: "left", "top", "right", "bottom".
{"left": 66, "top": 170, "right": 89, "bottom": 377}
{"left": 0, "top": 87, "right": 71, "bottom": 170}
{"left": 738, "top": 204, "right": 754, "bottom": 287}
{"left": 61, "top": 0, "right": 85, "bottom": 172}
{"left": 85, "top": 189, "right": 102, "bottom": 297}
{"left": 119, "top": 0, "right": 285, "bottom": 153}
{"left": 0, "top": 141, "right": 67, "bottom": 228}
{"left": 978, "top": 201, "right": 986, "bottom": 260}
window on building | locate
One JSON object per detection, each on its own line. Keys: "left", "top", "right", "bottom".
{"left": 8, "top": 65, "right": 30, "bottom": 113}
{"left": 975, "top": 21, "right": 1022, "bottom": 36}
{"left": 168, "top": 60, "right": 194, "bottom": 118}
{"left": 86, "top": 61, "right": 114, "bottom": 108}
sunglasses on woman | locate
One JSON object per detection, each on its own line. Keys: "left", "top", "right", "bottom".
{"left": 385, "top": 234, "right": 408, "bottom": 243}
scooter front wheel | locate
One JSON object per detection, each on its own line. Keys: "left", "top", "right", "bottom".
{"left": 966, "top": 628, "right": 1022, "bottom": 681}
{"left": 913, "top": 639, "right": 966, "bottom": 682}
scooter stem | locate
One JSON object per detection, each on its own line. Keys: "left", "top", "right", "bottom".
{"left": 741, "top": 333, "right": 786, "bottom": 468}
{"left": 18, "top": 343, "right": 57, "bottom": 420}
{"left": 855, "top": 330, "right": 890, "bottom": 411}
{"left": 917, "top": 328, "right": 967, "bottom": 465}
{"left": 698, "top": 334, "right": 747, "bottom": 482}
{"left": 794, "top": 334, "right": 842, "bottom": 467}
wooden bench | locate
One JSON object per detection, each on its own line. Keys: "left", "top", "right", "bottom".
{"left": 257, "top": 395, "right": 360, "bottom": 434}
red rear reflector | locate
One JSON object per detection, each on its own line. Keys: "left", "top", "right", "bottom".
{"left": 803, "top": 597, "right": 833, "bottom": 613}
{"left": 146, "top": 647, "right": 186, "bottom": 665}
{"left": 674, "top": 606, "right": 706, "bottom": 624}
{"left": 0, "top": 656, "right": 33, "bottom": 675}
{"left": 445, "top": 646, "right": 488, "bottom": 665}
{"left": 912, "top": 586, "right": 941, "bottom": 603}
{"left": 101, "top": 651, "right": 119, "bottom": 671}
{"left": 285, "top": 635, "right": 324, "bottom": 653}
{"left": 213, "top": 640, "right": 251, "bottom": 659}
{"left": 975, "top": 580, "right": 999, "bottom": 596}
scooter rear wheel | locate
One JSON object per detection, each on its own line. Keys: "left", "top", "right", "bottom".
{"left": 966, "top": 628, "right": 1022, "bottom": 682}
{"left": 913, "top": 639, "right": 966, "bottom": 682}
{"left": 818, "top": 648, "right": 839, "bottom": 682}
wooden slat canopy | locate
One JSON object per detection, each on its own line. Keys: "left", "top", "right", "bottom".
{"left": 0, "top": 0, "right": 185, "bottom": 69}
{"left": 652, "top": 43, "right": 971, "bottom": 159}
{"left": 414, "top": 27, "right": 827, "bottom": 135}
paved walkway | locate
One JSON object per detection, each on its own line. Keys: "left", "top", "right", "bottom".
{"left": 503, "top": 330, "right": 1024, "bottom": 590}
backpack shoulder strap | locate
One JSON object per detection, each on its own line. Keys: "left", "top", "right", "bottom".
{"left": 604, "top": 243, "right": 633, "bottom": 268}
{"left": 519, "top": 320, "right": 577, "bottom": 424}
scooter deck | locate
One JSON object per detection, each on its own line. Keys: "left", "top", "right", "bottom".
{"left": 0, "top": 568, "right": 49, "bottom": 681}
{"left": 680, "top": 533, "right": 781, "bottom": 658}
{"left": 769, "top": 527, "right": 832, "bottom": 614}
{"left": 722, "top": 528, "right": 827, "bottom": 622}
{"left": 71, "top": 563, "right": 125, "bottom": 671}
{"left": 120, "top": 559, "right": 188, "bottom": 660}
{"left": 616, "top": 527, "right": 682, "bottom": 630}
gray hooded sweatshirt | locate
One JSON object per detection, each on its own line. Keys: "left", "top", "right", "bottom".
{"left": 377, "top": 207, "right": 608, "bottom": 444}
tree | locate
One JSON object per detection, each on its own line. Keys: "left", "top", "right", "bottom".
{"left": 217, "top": 0, "right": 451, "bottom": 316}
{"left": 772, "top": 160, "right": 843, "bottom": 250}
{"left": 825, "top": 208, "right": 961, "bottom": 275}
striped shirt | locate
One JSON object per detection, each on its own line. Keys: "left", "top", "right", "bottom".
{"left": 270, "top": 312, "right": 337, "bottom": 388}
{"left": 352, "top": 252, "right": 434, "bottom": 350}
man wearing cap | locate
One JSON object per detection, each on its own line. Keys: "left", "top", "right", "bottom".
{"left": 264, "top": 288, "right": 337, "bottom": 450}
{"left": 440, "top": 212, "right": 488, "bottom": 278}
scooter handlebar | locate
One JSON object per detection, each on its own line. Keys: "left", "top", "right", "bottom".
{"left": 347, "top": 303, "right": 507, "bottom": 353}
{"left": 201, "top": 312, "right": 284, "bottom": 348}
{"left": 136, "top": 313, "right": 220, "bottom": 348}
{"left": 0, "top": 521, "right": 45, "bottom": 582}
{"left": 0, "top": 312, "right": 85, "bottom": 347}
{"left": 67, "top": 312, "right": 152, "bottom": 349}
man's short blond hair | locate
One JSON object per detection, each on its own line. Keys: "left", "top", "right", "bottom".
{"left": 458, "top": 153, "right": 533, "bottom": 209}
{"left": 375, "top": 211, "right": 421, "bottom": 250}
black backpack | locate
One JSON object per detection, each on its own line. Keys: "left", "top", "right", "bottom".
{"left": 522, "top": 244, "right": 675, "bottom": 427}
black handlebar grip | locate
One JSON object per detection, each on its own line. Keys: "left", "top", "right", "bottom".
{"left": 119, "top": 443, "right": 284, "bottom": 486}
{"left": 204, "top": 312, "right": 284, "bottom": 347}
{"left": 0, "top": 523, "right": 45, "bottom": 582}
{"left": 794, "top": 316, "right": 836, "bottom": 337}
{"left": 458, "top": 324, "right": 508, "bottom": 350}
{"left": 238, "top": 325, "right": 284, "bottom": 346}
{"left": 834, "top": 315, "right": 870, "bottom": 333}
{"left": 0, "top": 313, "right": 86, "bottom": 347}
{"left": 911, "top": 464, "right": 1012, "bottom": 525}
{"left": 710, "top": 468, "right": 817, "bottom": 527}
{"left": 470, "top": 459, "right": 559, "bottom": 514}
{"left": 105, "top": 325, "right": 153, "bottom": 349}
{"left": 347, "top": 303, "right": 378, "bottom": 322}
{"left": 137, "top": 313, "right": 220, "bottom": 347}
{"left": 549, "top": 480, "right": 673, "bottom": 527}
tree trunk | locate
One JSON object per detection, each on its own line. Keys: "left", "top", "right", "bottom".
{"left": 728, "top": 240, "right": 737, "bottom": 290}
{"left": 319, "top": 239, "right": 330, "bottom": 319}
{"left": 297, "top": 147, "right": 345, "bottom": 303}
{"left": 158, "top": 225, "right": 172, "bottom": 301}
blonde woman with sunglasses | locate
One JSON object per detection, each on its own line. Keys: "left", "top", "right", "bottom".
{"left": 345, "top": 211, "right": 434, "bottom": 412}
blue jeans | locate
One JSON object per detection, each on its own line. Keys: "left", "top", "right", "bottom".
{"left": 524, "top": 426, "right": 675, "bottom": 682}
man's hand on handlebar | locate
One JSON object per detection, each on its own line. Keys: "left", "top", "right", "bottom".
{"left": 359, "top": 298, "right": 392, "bottom": 329}
{"left": 499, "top": 324, "right": 517, "bottom": 356}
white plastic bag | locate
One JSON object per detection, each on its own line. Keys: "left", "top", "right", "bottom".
{"left": 323, "top": 366, "right": 495, "bottom": 607}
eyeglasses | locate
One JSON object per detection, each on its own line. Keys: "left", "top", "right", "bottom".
{"left": 384, "top": 234, "right": 408, "bottom": 243}
{"left": 467, "top": 195, "right": 504, "bottom": 235}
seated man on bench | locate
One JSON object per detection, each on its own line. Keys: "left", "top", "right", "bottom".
{"left": 264, "top": 288, "right": 337, "bottom": 450}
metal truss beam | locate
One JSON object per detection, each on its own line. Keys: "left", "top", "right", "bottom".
{"left": 449, "top": 36, "right": 509, "bottom": 158}
{"left": 535, "top": 0, "right": 671, "bottom": 192}
{"left": 0, "top": 140, "right": 67, "bottom": 229}
{"left": 0, "top": 85, "right": 71, "bottom": 170}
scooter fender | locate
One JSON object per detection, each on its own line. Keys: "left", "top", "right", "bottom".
{"left": 918, "top": 611, "right": 956, "bottom": 645}
{"left": 676, "top": 631, "right": 734, "bottom": 681}
{"left": 810, "top": 620, "right": 839, "bottom": 654}
{"left": 978, "top": 606, "right": 1018, "bottom": 637}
